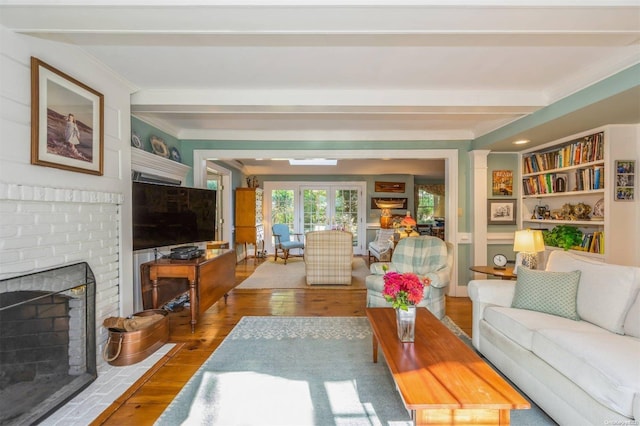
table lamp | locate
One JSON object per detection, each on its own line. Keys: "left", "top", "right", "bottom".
{"left": 400, "top": 211, "right": 417, "bottom": 237}
{"left": 375, "top": 199, "right": 404, "bottom": 229}
{"left": 513, "top": 229, "right": 545, "bottom": 271}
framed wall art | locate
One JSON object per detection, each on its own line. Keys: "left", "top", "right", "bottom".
{"left": 370, "top": 197, "right": 407, "bottom": 210}
{"left": 487, "top": 199, "right": 517, "bottom": 225}
{"left": 374, "top": 181, "right": 405, "bottom": 193}
{"left": 492, "top": 170, "right": 513, "bottom": 196}
{"left": 615, "top": 160, "right": 635, "bottom": 201}
{"left": 31, "top": 57, "right": 104, "bottom": 175}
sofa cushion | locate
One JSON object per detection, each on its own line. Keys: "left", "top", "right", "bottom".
{"left": 624, "top": 292, "right": 640, "bottom": 338}
{"left": 511, "top": 268, "right": 581, "bottom": 320}
{"left": 545, "top": 250, "right": 640, "bottom": 334}
{"left": 483, "top": 306, "right": 606, "bottom": 351}
{"left": 532, "top": 328, "right": 640, "bottom": 418}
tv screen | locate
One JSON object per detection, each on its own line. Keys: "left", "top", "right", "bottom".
{"left": 132, "top": 182, "right": 216, "bottom": 251}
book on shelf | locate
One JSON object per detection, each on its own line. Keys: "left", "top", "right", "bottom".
{"left": 579, "top": 231, "right": 604, "bottom": 254}
{"left": 521, "top": 173, "right": 569, "bottom": 195}
{"left": 522, "top": 132, "right": 604, "bottom": 174}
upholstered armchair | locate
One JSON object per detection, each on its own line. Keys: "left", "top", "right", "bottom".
{"left": 368, "top": 228, "right": 396, "bottom": 263}
{"left": 365, "top": 236, "right": 454, "bottom": 319}
{"left": 304, "top": 230, "right": 353, "bottom": 285}
{"left": 272, "top": 224, "right": 304, "bottom": 264}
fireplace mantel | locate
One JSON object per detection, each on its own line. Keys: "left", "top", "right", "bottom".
{"left": 131, "top": 148, "right": 190, "bottom": 184}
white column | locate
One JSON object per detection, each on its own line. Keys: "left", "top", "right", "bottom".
{"left": 469, "top": 150, "right": 490, "bottom": 278}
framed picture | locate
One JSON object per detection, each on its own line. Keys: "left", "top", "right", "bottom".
{"left": 31, "top": 57, "right": 104, "bottom": 175}
{"left": 375, "top": 181, "right": 405, "bottom": 193}
{"left": 614, "top": 160, "right": 635, "bottom": 201}
{"left": 492, "top": 170, "right": 513, "bottom": 196}
{"left": 488, "top": 199, "right": 517, "bottom": 225}
{"left": 370, "top": 197, "right": 407, "bottom": 210}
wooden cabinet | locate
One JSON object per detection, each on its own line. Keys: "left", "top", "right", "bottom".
{"left": 140, "top": 249, "right": 236, "bottom": 332}
{"left": 235, "top": 188, "right": 264, "bottom": 257}
{"left": 519, "top": 125, "right": 638, "bottom": 265}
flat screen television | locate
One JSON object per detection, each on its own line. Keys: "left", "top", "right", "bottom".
{"left": 132, "top": 181, "right": 216, "bottom": 251}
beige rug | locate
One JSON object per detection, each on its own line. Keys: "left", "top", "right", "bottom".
{"left": 235, "top": 257, "right": 369, "bottom": 290}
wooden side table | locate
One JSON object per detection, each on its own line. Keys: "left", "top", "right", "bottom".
{"left": 141, "top": 249, "right": 236, "bottom": 333}
{"left": 469, "top": 265, "right": 516, "bottom": 280}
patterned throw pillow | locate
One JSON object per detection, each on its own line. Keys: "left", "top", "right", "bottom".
{"left": 511, "top": 268, "right": 581, "bottom": 320}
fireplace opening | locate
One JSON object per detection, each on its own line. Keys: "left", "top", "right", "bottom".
{"left": 0, "top": 263, "right": 96, "bottom": 425}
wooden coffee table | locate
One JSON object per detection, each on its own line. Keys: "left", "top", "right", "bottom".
{"left": 366, "top": 308, "right": 530, "bottom": 425}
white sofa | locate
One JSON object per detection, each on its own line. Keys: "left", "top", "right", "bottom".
{"left": 469, "top": 250, "right": 640, "bottom": 426}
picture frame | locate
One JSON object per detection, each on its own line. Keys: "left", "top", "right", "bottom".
{"left": 492, "top": 170, "right": 513, "bottom": 196}
{"left": 614, "top": 160, "right": 635, "bottom": 201}
{"left": 31, "top": 57, "right": 104, "bottom": 175}
{"left": 487, "top": 199, "right": 517, "bottom": 225}
{"left": 370, "top": 197, "right": 407, "bottom": 210}
{"left": 374, "top": 181, "right": 405, "bottom": 193}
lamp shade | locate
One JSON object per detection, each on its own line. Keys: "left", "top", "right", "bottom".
{"left": 513, "top": 229, "right": 545, "bottom": 253}
{"left": 400, "top": 211, "right": 416, "bottom": 227}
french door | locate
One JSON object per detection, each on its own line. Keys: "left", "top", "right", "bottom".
{"left": 263, "top": 181, "right": 366, "bottom": 255}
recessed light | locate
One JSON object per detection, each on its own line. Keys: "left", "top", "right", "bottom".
{"left": 513, "top": 139, "right": 530, "bottom": 145}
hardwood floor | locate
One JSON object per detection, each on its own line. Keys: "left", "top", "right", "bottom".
{"left": 91, "top": 256, "right": 472, "bottom": 425}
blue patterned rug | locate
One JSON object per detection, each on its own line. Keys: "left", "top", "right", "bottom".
{"left": 155, "top": 316, "right": 555, "bottom": 425}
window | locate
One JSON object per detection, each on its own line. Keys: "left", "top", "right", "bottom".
{"left": 271, "top": 189, "right": 295, "bottom": 231}
{"left": 416, "top": 189, "right": 435, "bottom": 224}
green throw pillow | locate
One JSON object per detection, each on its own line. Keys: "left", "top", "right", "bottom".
{"left": 511, "top": 268, "right": 581, "bottom": 320}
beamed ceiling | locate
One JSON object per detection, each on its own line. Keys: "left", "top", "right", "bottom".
{"left": 1, "top": 0, "right": 638, "bottom": 176}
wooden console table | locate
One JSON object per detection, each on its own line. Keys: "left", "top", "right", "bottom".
{"left": 140, "top": 249, "right": 236, "bottom": 333}
{"left": 366, "top": 308, "right": 529, "bottom": 425}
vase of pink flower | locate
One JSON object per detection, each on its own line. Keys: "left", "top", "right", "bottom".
{"left": 382, "top": 270, "right": 431, "bottom": 342}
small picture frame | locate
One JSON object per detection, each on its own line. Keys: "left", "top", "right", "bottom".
{"left": 31, "top": 57, "right": 104, "bottom": 175}
{"left": 488, "top": 199, "right": 517, "bottom": 225}
{"left": 614, "top": 160, "right": 635, "bottom": 201}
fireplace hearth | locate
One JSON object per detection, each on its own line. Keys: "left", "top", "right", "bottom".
{"left": 0, "top": 263, "right": 96, "bottom": 425}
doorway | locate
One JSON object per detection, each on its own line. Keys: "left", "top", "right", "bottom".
{"left": 192, "top": 149, "right": 460, "bottom": 296}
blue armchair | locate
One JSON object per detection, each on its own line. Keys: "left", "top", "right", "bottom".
{"left": 272, "top": 224, "right": 305, "bottom": 264}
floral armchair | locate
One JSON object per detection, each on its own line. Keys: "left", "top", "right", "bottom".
{"left": 365, "top": 236, "right": 454, "bottom": 319}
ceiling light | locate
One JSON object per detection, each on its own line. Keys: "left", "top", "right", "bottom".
{"left": 288, "top": 159, "right": 337, "bottom": 166}
{"left": 513, "top": 139, "right": 530, "bottom": 145}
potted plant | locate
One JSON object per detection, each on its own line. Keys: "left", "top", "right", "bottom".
{"left": 542, "top": 225, "right": 583, "bottom": 250}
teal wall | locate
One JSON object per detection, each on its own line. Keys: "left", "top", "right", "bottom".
{"left": 131, "top": 116, "right": 182, "bottom": 163}
{"left": 486, "top": 153, "right": 520, "bottom": 265}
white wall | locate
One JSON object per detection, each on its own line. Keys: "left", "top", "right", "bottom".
{"left": 0, "top": 25, "right": 135, "bottom": 365}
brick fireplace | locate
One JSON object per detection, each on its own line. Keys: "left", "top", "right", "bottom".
{"left": 0, "top": 263, "right": 96, "bottom": 424}
{"left": 0, "top": 183, "right": 122, "bottom": 423}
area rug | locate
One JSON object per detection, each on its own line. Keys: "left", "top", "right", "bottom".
{"left": 234, "top": 257, "right": 369, "bottom": 290}
{"left": 155, "top": 316, "right": 556, "bottom": 426}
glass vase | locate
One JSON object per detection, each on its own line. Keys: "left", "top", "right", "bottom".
{"left": 395, "top": 306, "right": 416, "bottom": 343}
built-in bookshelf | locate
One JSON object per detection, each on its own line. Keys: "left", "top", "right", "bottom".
{"left": 519, "top": 125, "right": 639, "bottom": 266}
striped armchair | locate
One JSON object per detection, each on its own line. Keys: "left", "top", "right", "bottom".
{"left": 365, "top": 236, "right": 453, "bottom": 319}
{"left": 304, "top": 230, "right": 353, "bottom": 285}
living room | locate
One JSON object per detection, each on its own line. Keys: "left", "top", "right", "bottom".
{"left": 0, "top": 2, "right": 639, "bottom": 425}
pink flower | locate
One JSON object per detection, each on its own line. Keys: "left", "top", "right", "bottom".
{"left": 382, "top": 271, "right": 431, "bottom": 310}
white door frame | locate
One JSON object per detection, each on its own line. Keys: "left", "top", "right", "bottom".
{"left": 194, "top": 160, "right": 233, "bottom": 243}
{"left": 193, "top": 149, "right": 461, "bottom": 296}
